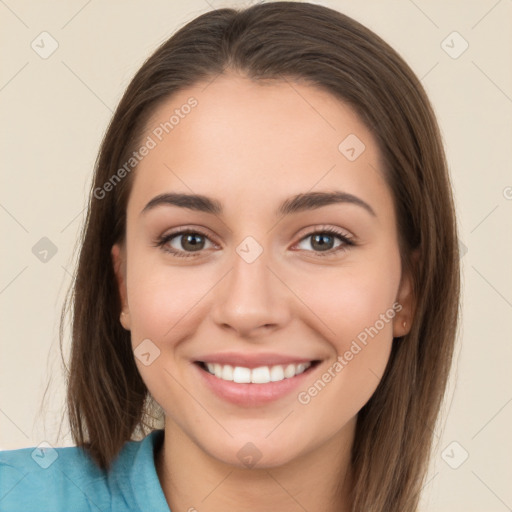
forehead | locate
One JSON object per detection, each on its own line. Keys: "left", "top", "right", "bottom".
{"left": 128, "top": 73, "right": 390, "bottom": 219}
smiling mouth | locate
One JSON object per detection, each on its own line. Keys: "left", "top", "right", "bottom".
{"left": 195, "top": 360, "right": 321, "bottom": 384}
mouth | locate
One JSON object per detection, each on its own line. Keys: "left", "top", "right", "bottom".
{"left": 193, "top": 359, "right": 322, "bottom": 406}
{"left": 194, "top": 360, "right": 321, "bottom": 384}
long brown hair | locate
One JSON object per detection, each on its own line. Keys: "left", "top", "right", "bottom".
{"left": 58, "top": 2, "right": 460, "bottom": 510}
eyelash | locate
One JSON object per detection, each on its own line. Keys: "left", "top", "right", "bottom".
{"left": 153, "top": 226, "right": 355, "bottom": 259}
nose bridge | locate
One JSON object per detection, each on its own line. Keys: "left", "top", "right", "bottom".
{"left": 210, "top": 239, "right": 289, "bottom": 336}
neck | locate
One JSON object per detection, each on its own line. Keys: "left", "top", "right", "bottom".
{"left": 155, "top": 418, "right": 355, "bottom": 512}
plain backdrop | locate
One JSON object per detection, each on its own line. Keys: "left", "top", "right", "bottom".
{"left": 1, "top": 1, "right": 511, "bottom": 511}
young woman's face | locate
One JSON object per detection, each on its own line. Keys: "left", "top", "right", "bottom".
{"left": 112, "top": 73, "right": 413, "bottom": 468}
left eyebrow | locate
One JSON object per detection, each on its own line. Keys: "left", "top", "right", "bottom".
{"left": 140, "top": 191, "right": 376, "bottom": 217}
{"left": 277, "top": 191, "right": 376, "bottom": 217}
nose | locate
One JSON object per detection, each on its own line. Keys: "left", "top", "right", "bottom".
{"left": 210, "top": 248, "right": 291, "bottom": 339}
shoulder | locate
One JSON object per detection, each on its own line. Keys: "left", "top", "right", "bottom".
{"left": 0, "top": 429, "right": 168, "bottom": 512}
{"left": 0, "top": 442, "right": 107, "bottom": 511}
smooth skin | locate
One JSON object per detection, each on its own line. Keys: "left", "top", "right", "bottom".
{"left": 112, "top": 72, "right": 414, "bottom": 512}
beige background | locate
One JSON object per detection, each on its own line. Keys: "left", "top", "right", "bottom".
{"left": 1, "top": 0, "right": 511, "bottom": 510}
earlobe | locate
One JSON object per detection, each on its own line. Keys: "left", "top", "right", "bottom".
{"left": 393, "top": 251, "right": 419, "bottom": 338}
{"left": 119, "top": 310, "right": 131, "bottom": 331}
{"left": 393, "top": 276, "right": 413, "bottom": 338}
{"left": 111, "top": 243, "right": 131, "bottom": 330}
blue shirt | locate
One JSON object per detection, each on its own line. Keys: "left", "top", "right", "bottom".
{"left": 0, "top": 429, "right": 171, "bottom": 511}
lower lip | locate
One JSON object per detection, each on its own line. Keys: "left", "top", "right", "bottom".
{"left": 194, "top": 362, "right": 319, "bottom": 407}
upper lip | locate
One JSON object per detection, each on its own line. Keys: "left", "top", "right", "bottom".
{"left": 195, "top": 352, "right": 320, "bottom": 369}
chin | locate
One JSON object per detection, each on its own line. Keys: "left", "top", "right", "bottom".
{"left": 204, "top": 435, "right": 308, "bottom": 470}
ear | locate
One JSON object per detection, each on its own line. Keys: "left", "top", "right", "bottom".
{"left": 111, "top": 243, "right": 131, "bottom": 331}
{"left": 392, "top": 249, "right": 419, "bottom": 338}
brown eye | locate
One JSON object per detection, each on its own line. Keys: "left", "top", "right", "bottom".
{"left": 173, "top": 232, "right": 206, "bottom": 252}
{"left": 309, "top": 233, "right": 337, "bottom": 252}
{"left": 156, "top": 229, "right": 216, "bottom": 258}
{"left": 295, "top": 228, "right": 355, "bottom": 257}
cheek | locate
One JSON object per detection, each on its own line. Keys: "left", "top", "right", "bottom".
{"left": 125, "top": 249, "right": 213, "bottom": 342}
{"left": 292, "top": 250, "right": 401, "bottom": 427}
{"left": 124, "top": 256, "right": 212, "bottom": 415}
{"left": 300, "top": 252, "right": 401, "bottom": 350}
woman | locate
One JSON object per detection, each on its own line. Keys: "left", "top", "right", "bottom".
{"left": 0, "top": 2, "right": 460, "bottom": 511}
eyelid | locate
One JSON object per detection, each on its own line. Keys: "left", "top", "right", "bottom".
{"left": 160, "top": 225, "right": 217, "bottom": 243}
{"left": 294, "top": 224, "right": 353, "bottom": 243}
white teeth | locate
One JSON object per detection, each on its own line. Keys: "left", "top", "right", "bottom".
{"left": 233, "top": 366, "right": 251, "bottom": 383}
{"left": 221, "top": 364, "right": 234, "bottom": 381}
{"left": 251, "top": 366, "right": 270, "bottom": 384}
{"left": 202, "top": 361, "right": 313, "bottom": 383}
{"left": 296, "top": 363, "right": 308, "bottom": 374}
{"left": 284, "top": 364, "right": 296, "bottom": 378}
{"left": 269, "top": 365, "right": 284, "bottom": 382}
